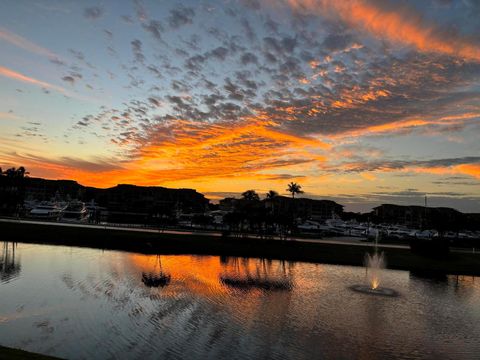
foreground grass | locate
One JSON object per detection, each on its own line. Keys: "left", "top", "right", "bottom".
{"left": 0, "top": 346, "right": 62, "bottom": 360}
{"left": 1, "top": 221, "right": 479, "bottom": 275}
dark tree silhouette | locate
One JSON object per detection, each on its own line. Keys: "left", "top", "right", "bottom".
{"left": 286, "top": 182, "right": 303, "bottom": 199}
{"left": 242, "top": 190, "right": 260, "bottom": 201}
{"left": 3, "top": 166, "right": 28, "bottom": 178}
{"left": 266, "top": 190, "right": 278, "bottom": 200}
{"left": 265, "top": 190, "right": 278, "bottom": 221}
{"left": 0, "top": 166, "right": 28, "bottom": 216}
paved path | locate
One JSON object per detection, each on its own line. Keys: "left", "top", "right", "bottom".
{"left": 289, "top": 236, "right": 409, "bottom": 249}
{"left": 0, "top": 218, "right": 409, "bottom": 250}
{"left": 3, "top": 218, "right": 478, "bottom": 254}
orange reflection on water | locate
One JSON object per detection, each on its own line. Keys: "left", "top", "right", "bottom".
{"left": 129, "top": 255, "right": 295, "bottom": 294}
{"left": 127, "top": 254, "right": 299, "bottom": 327}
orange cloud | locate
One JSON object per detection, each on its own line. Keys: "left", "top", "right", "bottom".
{"left": 455, "top": 164, "right": 480, "bottom": 179}
{"left": 410, "top": 164, "right": 480, "bottom": 180}
{"left": 126, "top": 116, "right": 329, "bottom": 184}
{"left": 1, "top": 114, "right": 330, "bottom": 188}
{"left": 330, "top": 88, "right": 390, "bottom": 109}
{"left": 287, "top": 0, "right": 480, "bottom": 62}
{"left": 329, "top": 112, "right": 480, "bottom": 139}
{"left": 0, "top": 65, "right": 67, "bottom": 94}
{"left": 360, "top": 172, "right": 376, "bottom": 181}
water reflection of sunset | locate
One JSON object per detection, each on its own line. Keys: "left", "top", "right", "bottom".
{"left": 125, "top": 254, "right": 301, "bottom": 336}
{"left": 128, "top": 254, "right": 297, "bottom": 296}
{"left": 130, "top": 254, "right": 225, "bottom": 296}
{"left": 2, "top": 244, "right": 480, "bottom": 359}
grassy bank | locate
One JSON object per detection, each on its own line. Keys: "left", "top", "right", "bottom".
{"left": 0, "top": 346, "right": 62, "bottom": 360}
{"left": 1, "top": 221, "right": 480, "bottom": 275}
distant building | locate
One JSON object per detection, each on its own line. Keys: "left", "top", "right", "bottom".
{"left": 218, "top": 197, "right": 238, "bottom": 212}
{"left": 372, "top": 204, "right": 463, "bottom": 229}
{"left": 24, "top": 178, "right": 84, "bottom": 201}
{"left": 373, "top": 204, "right": 424, "bottom": 227}
{"left": 15, "top": 178, "right": 209, "bottom": 224}
{"left": 464, "top": 213, "right": 480, "bottom": 230}
{"left": 89, "top": 184, "right": 208, "bottom": 223}
{"left": 265, "top": 196, "right": 343, "bottom": 221}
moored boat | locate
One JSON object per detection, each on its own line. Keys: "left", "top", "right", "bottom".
{"left": 29, "top": 201, "right": 67, "bottom": 220}
{"left": 61, "top": 201, "right": 89, "bottom": 222}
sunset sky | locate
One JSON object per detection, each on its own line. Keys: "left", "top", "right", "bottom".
{"left": 1, "top": 0, "right": 479, "bottom": 212}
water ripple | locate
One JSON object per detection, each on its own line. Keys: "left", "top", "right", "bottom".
{"left": 0, "top": 243, "right": 479, "bottom": 359}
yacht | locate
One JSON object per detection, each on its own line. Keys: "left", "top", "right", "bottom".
{"left": 62, "top": 201, "right": 89, "bottom": 222}
{"left": 387, "top": 225, "right": 417, "bottom": 239}
{"left": 29, "top": 201, "right": 67, "bottom": 220}
{"left": 321, "top": 218, "right": 348, "bottom": 235}
{"left": 347, "top": 224, "right": 369, "bottom": 237}
{"left": 414, "top": 229, "right": 439, "bottom": 239}
{"left": 298, "top": 220, "right": 322, "bottom": 231}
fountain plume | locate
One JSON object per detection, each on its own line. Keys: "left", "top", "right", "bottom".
{"left": 366, "top": 230, "right": 385, "bottom": 289}
{"left": 350, "top": 230, "right": 398, "bottom": 297}
{"left": 365, "top": 251, "right": 385, "bottom": 290}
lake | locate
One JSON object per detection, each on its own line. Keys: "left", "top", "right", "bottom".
{"left": 1, "top": 241, "right": 479, "bottom": 359}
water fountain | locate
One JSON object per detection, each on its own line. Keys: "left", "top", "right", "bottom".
{"left": 350, "top": 233, "right": 399, "bottom": 297}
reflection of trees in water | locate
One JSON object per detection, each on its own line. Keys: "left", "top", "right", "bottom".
{"left": 57, "top": 254, "right": 298, "bottom": 358}
{"left": 141, "top": 255, "right": 171, "bottom": 288}
{"left": 219, "top": 257, "right": 294, "bottom": 291}
{"left": 394, "top": 271, "right": 478, "bottom": 298}
{"left": 410, "top": 270, "right": 448, "bottom": 283}
{"left": 219, "top": 257, "right": 296, "bottom": 358}
{"left": 451, "top": 275, "right": 477, "bottom": 298}
{"left": 0, "top": 242, "right": 21, "bottom": 282}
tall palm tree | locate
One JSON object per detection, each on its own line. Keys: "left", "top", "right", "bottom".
{"left": 265, "top": 190, "right": 278, "bottom": 222}
{"left": 286, "top": 182, "right": 303, "bottom": 199}
{"left": 266, "top": 190, "right": 278, "bottom": 200}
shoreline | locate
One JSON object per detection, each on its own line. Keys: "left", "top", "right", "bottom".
{"left": 0, "top": 345, "right": 62, "bottom": 359}
{"left": 1, "top": 220, "right": 479, "bottom": 276}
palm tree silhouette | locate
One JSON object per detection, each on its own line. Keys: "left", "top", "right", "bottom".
{"left": 265, "top": 190, "right": 279, "bottom": 230}
{"left": 286, "top": 182, "right": 303, "bottom": 199}
{"left": 266, "top": 190, "right": 278, "bottom": 200}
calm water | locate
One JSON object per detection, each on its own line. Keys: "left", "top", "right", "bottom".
{"left": 1, "top": 242, "right": 480, "bottom": 360}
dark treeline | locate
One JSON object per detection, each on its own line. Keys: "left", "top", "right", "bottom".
{"left": 222, "top": 189, "right": 293, "bottom": 239}
{"left": 0, "top": 167, "right": 28, "bottom": 215}
{"left": 0, "top": 167, "right": 479, "bottom": 237}
{"left": 220, "top": 184, "right": 343, "bottom": 238}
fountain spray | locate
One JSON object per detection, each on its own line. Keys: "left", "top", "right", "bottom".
{"left": 365, "top": 231, "right": 385, "bottom": 290}
{"left": 350, "top": 229, "right": 398, "bottom": 296}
